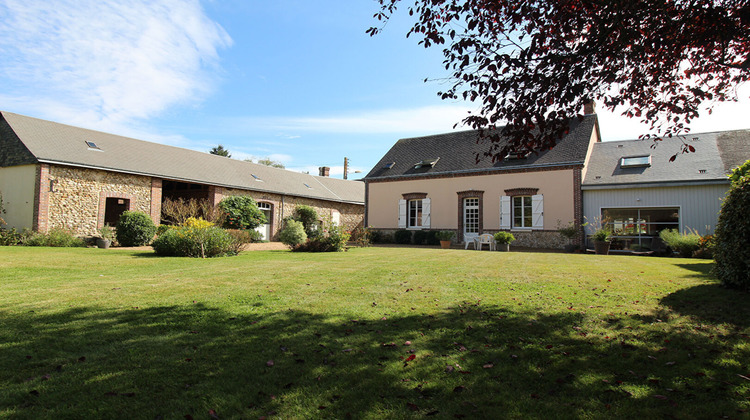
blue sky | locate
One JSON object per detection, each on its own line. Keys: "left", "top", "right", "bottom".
{"left": 1, "top": 0, "right": 748, "bottom": 179}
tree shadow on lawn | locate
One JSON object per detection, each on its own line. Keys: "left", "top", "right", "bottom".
{"left": 660, "top": 282, "right": 750, "bottom": 328}
{"left": 2, "top": 302, "right": 748, "bottom": 419}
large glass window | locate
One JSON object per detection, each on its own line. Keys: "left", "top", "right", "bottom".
{"left": 513, "top": 196, "right": 532, "bottom": 228}
{"left": 602, "top": 207, "right": 679, "bottom": 251}
{"left": 408, "top": 199, "right": 423, "bottom": 228}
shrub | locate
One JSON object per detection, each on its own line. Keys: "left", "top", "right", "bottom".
{"left": 293, "top": 224, "right": 350, "bottom": 252}
{"left": 161, "top": 198, "right": 225, "bottom": 226}
{"left": 435, "top": 230, "right": 455, "bottom": 241}
{"left": 494, "top": 231, "right": 516, "bottom": 244}
{"left": 394, "top": 229, "right": 411, "bottom": 244}
{"left": 156, "top": 224, "right": 174, "bottom": 236}
{"left": 0, "top": 228, "right": 25, "bottom": 246}
{"left": 412, "top": 230, "right": 428, "bottom": 245}
{"left": 294, "top": 205, "right": 320, "bottom": 238}
{"left": 279, "top": 220, "right": 307, "bottom": 248}
{"left": 557, "top": 220, "right": 579, "bottom": 240}
{"left": 219, "top": 196, "right": 266, "bottom": 230}
{"left": 351, "top": 226, "right": 372, "bottom": 247}
{"left": 714, "top": 176, "right": 750, "bottom": 289}
{"left": 659, "top": 228, "right": 701, "bottom": 258}
{"left": 369, "top": 230, "right": 392, "bottom": 244}
{"left": 23, "top": 228, "right": 85, "bottom": 247}
{"left": 692, "top": 234, "right": 715, "bottom": 259}
{"left": 152, "top": 225, "right": 239, "bottom": 258}
{"left": 116, "top": 211, "right": 157, "bottom": 247}
{"left": 424, "top": 230, "right": 440, "bottom": 245}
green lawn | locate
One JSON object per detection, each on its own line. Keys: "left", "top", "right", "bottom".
{"left": 0, "top": 246, "right": 748, "bottom": 419}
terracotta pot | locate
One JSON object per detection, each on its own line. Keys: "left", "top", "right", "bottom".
{"left": 440, "top": 240, "right": 451, "bottom": 249}
{"left": 594, "top": 240, "right": 610, "bottom": 255}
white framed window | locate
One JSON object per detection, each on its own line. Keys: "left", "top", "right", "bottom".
{"left": 513, "top": 196, "right": 532, "bottom": 228}
{"left": 398, "top": 198, "right": 431, "bottom": 229}
{"left": 463, "top": 198, "right": 479, "bottom": 235}
{"left": 500, "top": 194, "right": 543, "bottom": 230}
{"left": 408, "top": 199, "right": 423, "bottom": 228}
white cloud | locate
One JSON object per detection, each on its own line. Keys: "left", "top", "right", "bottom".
{"left": 0, "top": 0, "right": 231, "bottom": 128}
{"left": 235, "top": 105, "right": 476, "bottom": 135}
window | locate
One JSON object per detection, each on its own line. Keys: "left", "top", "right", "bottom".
{"left": 463, "top": 198, "right": 479, "bottom": 235}
{"left": 513, "top": 196, "right": 533, "bottom": 228}
{"left": 601, "top": 207, "right": 679, "bottom": 251}
{"left": 413, "top": 158, "right": 439, "bottom": 169}
{"left": 408, "top": 199, "right": 423, "bottom": 228}
{"left": 500, "top": 194, "right": 543, "bottom": 230}
{"left": 398, "top": 197, "right": 431, "bottom": 229}
{"left": 621, "top": 155, "right": 651, "bottom": 168}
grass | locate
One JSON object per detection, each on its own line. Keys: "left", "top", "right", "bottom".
{"left": 0, "top": 246, "right": 749, "bottom": 419}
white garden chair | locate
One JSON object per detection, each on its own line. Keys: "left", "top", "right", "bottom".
{"left": 475, "top": 233, "right": 496, "bottom": 251}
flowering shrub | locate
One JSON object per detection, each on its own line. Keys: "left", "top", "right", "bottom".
{"left": 184, "top": 217, "right": 214, "bottom": 229}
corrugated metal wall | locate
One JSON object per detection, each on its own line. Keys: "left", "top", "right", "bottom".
{"left": 583, "top": 184, "right": 728, "bottom": 235}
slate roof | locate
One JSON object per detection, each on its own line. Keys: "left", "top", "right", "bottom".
{"left": 0, "top": 111, "right": 364, "bottom": 205}
{"left": 363, "top": 115, "right": 598, "bottom": 180}
{"left": 582, "top": 129, "right": 750, "bottom": 189}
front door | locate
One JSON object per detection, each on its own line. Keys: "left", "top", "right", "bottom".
{"left": 463, "top": 198, "right": 479, "bottom": 243}
{"left": 255, "top": 202, "right": 272, "bottom": 240}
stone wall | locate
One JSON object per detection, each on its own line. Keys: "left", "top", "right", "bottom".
{"left": 221, "top": 187, "right": 364, "bottom": 239}
{"left": 47, "top": 166, "right": 152, "bottom": 237}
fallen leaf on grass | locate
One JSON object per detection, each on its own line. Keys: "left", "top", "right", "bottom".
{"left": 407, "top": 402, "right": 419, "bottom": 411}
{"left": 209, "top": 409, "right": 219, "bottom": 419}
{"left": 266, "top": 360, "right": 274, "bottom": 367}
{"left": 482, "top": 363, "right": 494, "bottom": 369}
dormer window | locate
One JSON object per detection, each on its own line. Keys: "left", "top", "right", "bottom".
{"left": 384, "top": 162, "right": 396, "bottom": 169}
{"left": 505, "top": 151, "right": 530, "bottom": 160}
{"left": 414, "top": 158, "right": 439, "bottom": 169}
{"left": 621, "top": 155, "right": 651, "bottom": 168}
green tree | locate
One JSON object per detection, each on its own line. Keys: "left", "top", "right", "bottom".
{"left": 209, "top": 144, "right": 231, "bottom": 158}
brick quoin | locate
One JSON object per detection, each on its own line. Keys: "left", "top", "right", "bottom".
{"left": 33, "top": 163, "right": 50, "bottom": 233}
{"left": 150, "top": 178, "right": 162, "bottom": 226}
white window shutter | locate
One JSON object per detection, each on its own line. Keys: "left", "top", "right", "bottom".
{"left": 532, "top": 194, "right": 544, "bottom": 229}
{"left": 500, "top": 196, "right": 511, "bottom": 229}
{"left": 398, "top": 199, "right": 407, "bottom": 228}
{"left": 422, "top": 198, "right": 431, "bottom": 228}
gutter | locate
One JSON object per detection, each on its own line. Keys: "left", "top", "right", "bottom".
{"left": 581, "top": 179, "right": 730, "bottom": 190}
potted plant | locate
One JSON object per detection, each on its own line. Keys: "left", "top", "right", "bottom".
{"left": 557, "top": 220, "right": 580, "bottom": 253}
{"left": 97, "top": 224, "right": 114, "bottom": 249}
{"left": 435, "top": 230, "right": 455, "bottom": 249}
{"left": 494, "top": 231, "right": 515, "bottom": 252}
{"left": 591, "top": 228, "right": 611, "bottom": 255}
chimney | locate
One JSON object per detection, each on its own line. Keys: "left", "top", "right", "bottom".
{"left": 583, "top": 100, "right": 596, "bottom": 115}
{"left": 319, "top": 166, "right": 330, "bottom": 177}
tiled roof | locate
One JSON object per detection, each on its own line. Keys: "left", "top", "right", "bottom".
{"left": 582, "top": 129, "right": 750, "bottom": 188}
{"left": 0, "top": 111, "right": 363, "bottom": 204}
{"left": 363, "top": 115, "right": 598, "bottom": 180}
